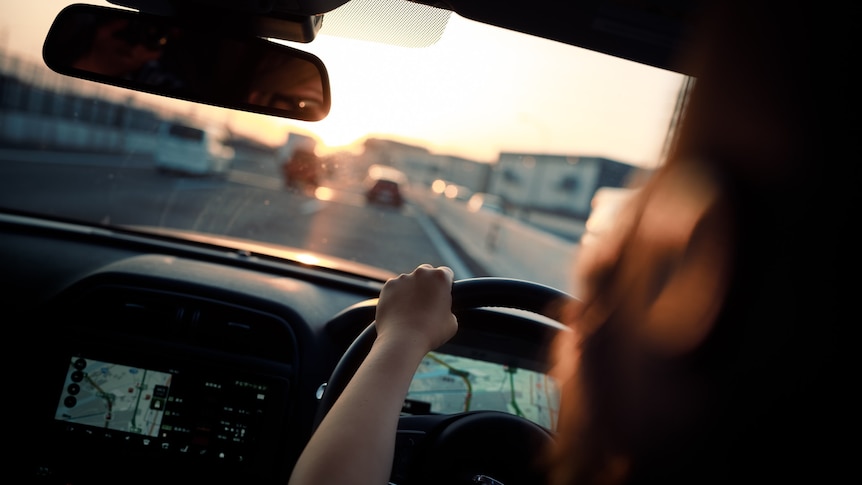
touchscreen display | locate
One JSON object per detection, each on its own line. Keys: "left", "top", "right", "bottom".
{"left": 55, "top": 356, "right": 172, "bottom": 436}
{"left": 51, "top": 353, "right": 287, "bottom": 467}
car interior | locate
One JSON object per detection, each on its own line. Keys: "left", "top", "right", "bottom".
{"left": 6, "top": 0, "right": 845, "bottom": 484}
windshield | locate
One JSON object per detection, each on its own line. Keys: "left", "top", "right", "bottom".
{"left": 0, "top": 0, "right": 688, "bottom": 296}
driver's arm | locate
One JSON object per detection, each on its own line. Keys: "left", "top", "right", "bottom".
{"left": 288, "top": 264, "right": 458, "bottom": 485}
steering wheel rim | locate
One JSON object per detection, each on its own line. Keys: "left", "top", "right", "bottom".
{"left": 316, "top": 277, "right": 575, "bottom": 424}
{"left": 315, "top": 277, "right": 577, "bottom": 485}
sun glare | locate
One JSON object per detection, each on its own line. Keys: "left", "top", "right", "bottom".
{"left": 313, "top": 186, "right": 335, "bottom": 201}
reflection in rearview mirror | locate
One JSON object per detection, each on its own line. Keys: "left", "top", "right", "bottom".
{"left": 42, "top": 4, "right": 331, "bottom": 121}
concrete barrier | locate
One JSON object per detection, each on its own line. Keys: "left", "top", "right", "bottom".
{"left": 411, "top": 187, "right": 582, "bottom": 296}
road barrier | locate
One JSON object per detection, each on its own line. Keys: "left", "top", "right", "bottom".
{"left": 411, "top": 187, "right": 583, "bottom": 297}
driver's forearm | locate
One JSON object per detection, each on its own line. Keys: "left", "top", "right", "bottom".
{"left": 288, "top": 336, "right": 427, "bottom": 485}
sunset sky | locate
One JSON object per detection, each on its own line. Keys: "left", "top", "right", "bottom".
{"left": 0, "top": 0, "right": 687, "bottom": 167}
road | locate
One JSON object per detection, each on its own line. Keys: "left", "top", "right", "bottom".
{"left": 0, "top": 150, "right": 473, "bottom": 277}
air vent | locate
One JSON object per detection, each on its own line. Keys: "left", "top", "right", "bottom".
{"left": 64, "top": 284, "right": 298, "bottom": 364}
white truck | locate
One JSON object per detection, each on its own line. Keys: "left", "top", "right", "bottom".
{"left": 153, "top": 119, "right": 234, "bottom": 176}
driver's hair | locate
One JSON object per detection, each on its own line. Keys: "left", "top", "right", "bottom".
{"left": 544, "top": 1, "right": 844, "bottom": 484}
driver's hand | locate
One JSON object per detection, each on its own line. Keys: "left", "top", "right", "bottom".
{"left": 375, "top": 264, "right": 458, "bottom": 353}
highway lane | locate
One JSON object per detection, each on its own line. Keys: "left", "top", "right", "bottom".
{"left": 0, "top": 151, "right": 474, "bottom": 277}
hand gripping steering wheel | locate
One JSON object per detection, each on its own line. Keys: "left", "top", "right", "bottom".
{"left": 315, "top": 277, "right": 578, "bottom": 485}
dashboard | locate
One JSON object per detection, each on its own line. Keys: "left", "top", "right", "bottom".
{"left": 6, "top": 212, "right": 567, "bottom": 485}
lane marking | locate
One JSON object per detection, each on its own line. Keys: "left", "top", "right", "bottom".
{"left": 413, "top": 207, "right": 474, "bottom": 279}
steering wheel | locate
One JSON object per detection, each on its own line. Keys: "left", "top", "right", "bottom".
{"left": 315, "top": 277, "right": 577, "bottom": 485}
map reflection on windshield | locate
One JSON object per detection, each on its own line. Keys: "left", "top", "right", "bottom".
{"left": 406, "top": 352, "right": 560, "bottom": 430}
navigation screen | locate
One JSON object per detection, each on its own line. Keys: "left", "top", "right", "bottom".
{"left": 54, "top": 356, "right": 172, "bottom": 437}
{"left": 406, "top": 351, "right": 561, "bottom": 430}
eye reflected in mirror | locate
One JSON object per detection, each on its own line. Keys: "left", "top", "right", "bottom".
{"left": 246, "top": 50, "right": 327, "bottom": 116}
{"left": 42, "top": 4, "right": 331, "bottom": 121}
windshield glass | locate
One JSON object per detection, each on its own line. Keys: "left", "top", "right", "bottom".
{"left": 0, "top": 0, "right": 688, "bottom": 296}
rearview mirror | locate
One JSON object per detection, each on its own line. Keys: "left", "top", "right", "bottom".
{"left": 43, "top": 4, "right": 331, "bottom": 121}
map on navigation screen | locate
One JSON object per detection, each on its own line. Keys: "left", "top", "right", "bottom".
{"left": 406, "top": 352, "right": 561, "bottom": 430}
{"left": 54, "top": 356, "right": 172, "bottom": 437}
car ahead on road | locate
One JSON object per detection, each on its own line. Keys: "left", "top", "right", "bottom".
{"left": 154, "top": 119, "right": 235, "bottom": 176}
{"left": 364, "top": 164, "right": 408, "bottom": 208}
{"left": 467, "top": 192, "right": 505, "bottom": 214}
{"left": 1, "top": 1, "right": 846, "bottom": 484}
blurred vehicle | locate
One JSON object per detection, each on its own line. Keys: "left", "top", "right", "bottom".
{"left": 444, "top": 183, "right": 472, "bottom": 203}
{"left": 154, "top": 118, "right": 234, "bottom": 176}
{"left": 281, "top": 146, "right": 323, "bottom": 193}
{"left": 467, "top": 192, "right": 505, "bottom": 214}
{"left": 364, "top": 163, "right": 408, "bottom": 207}
{"left": 431, "top": 179, "right": 473, "bottom": 203}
